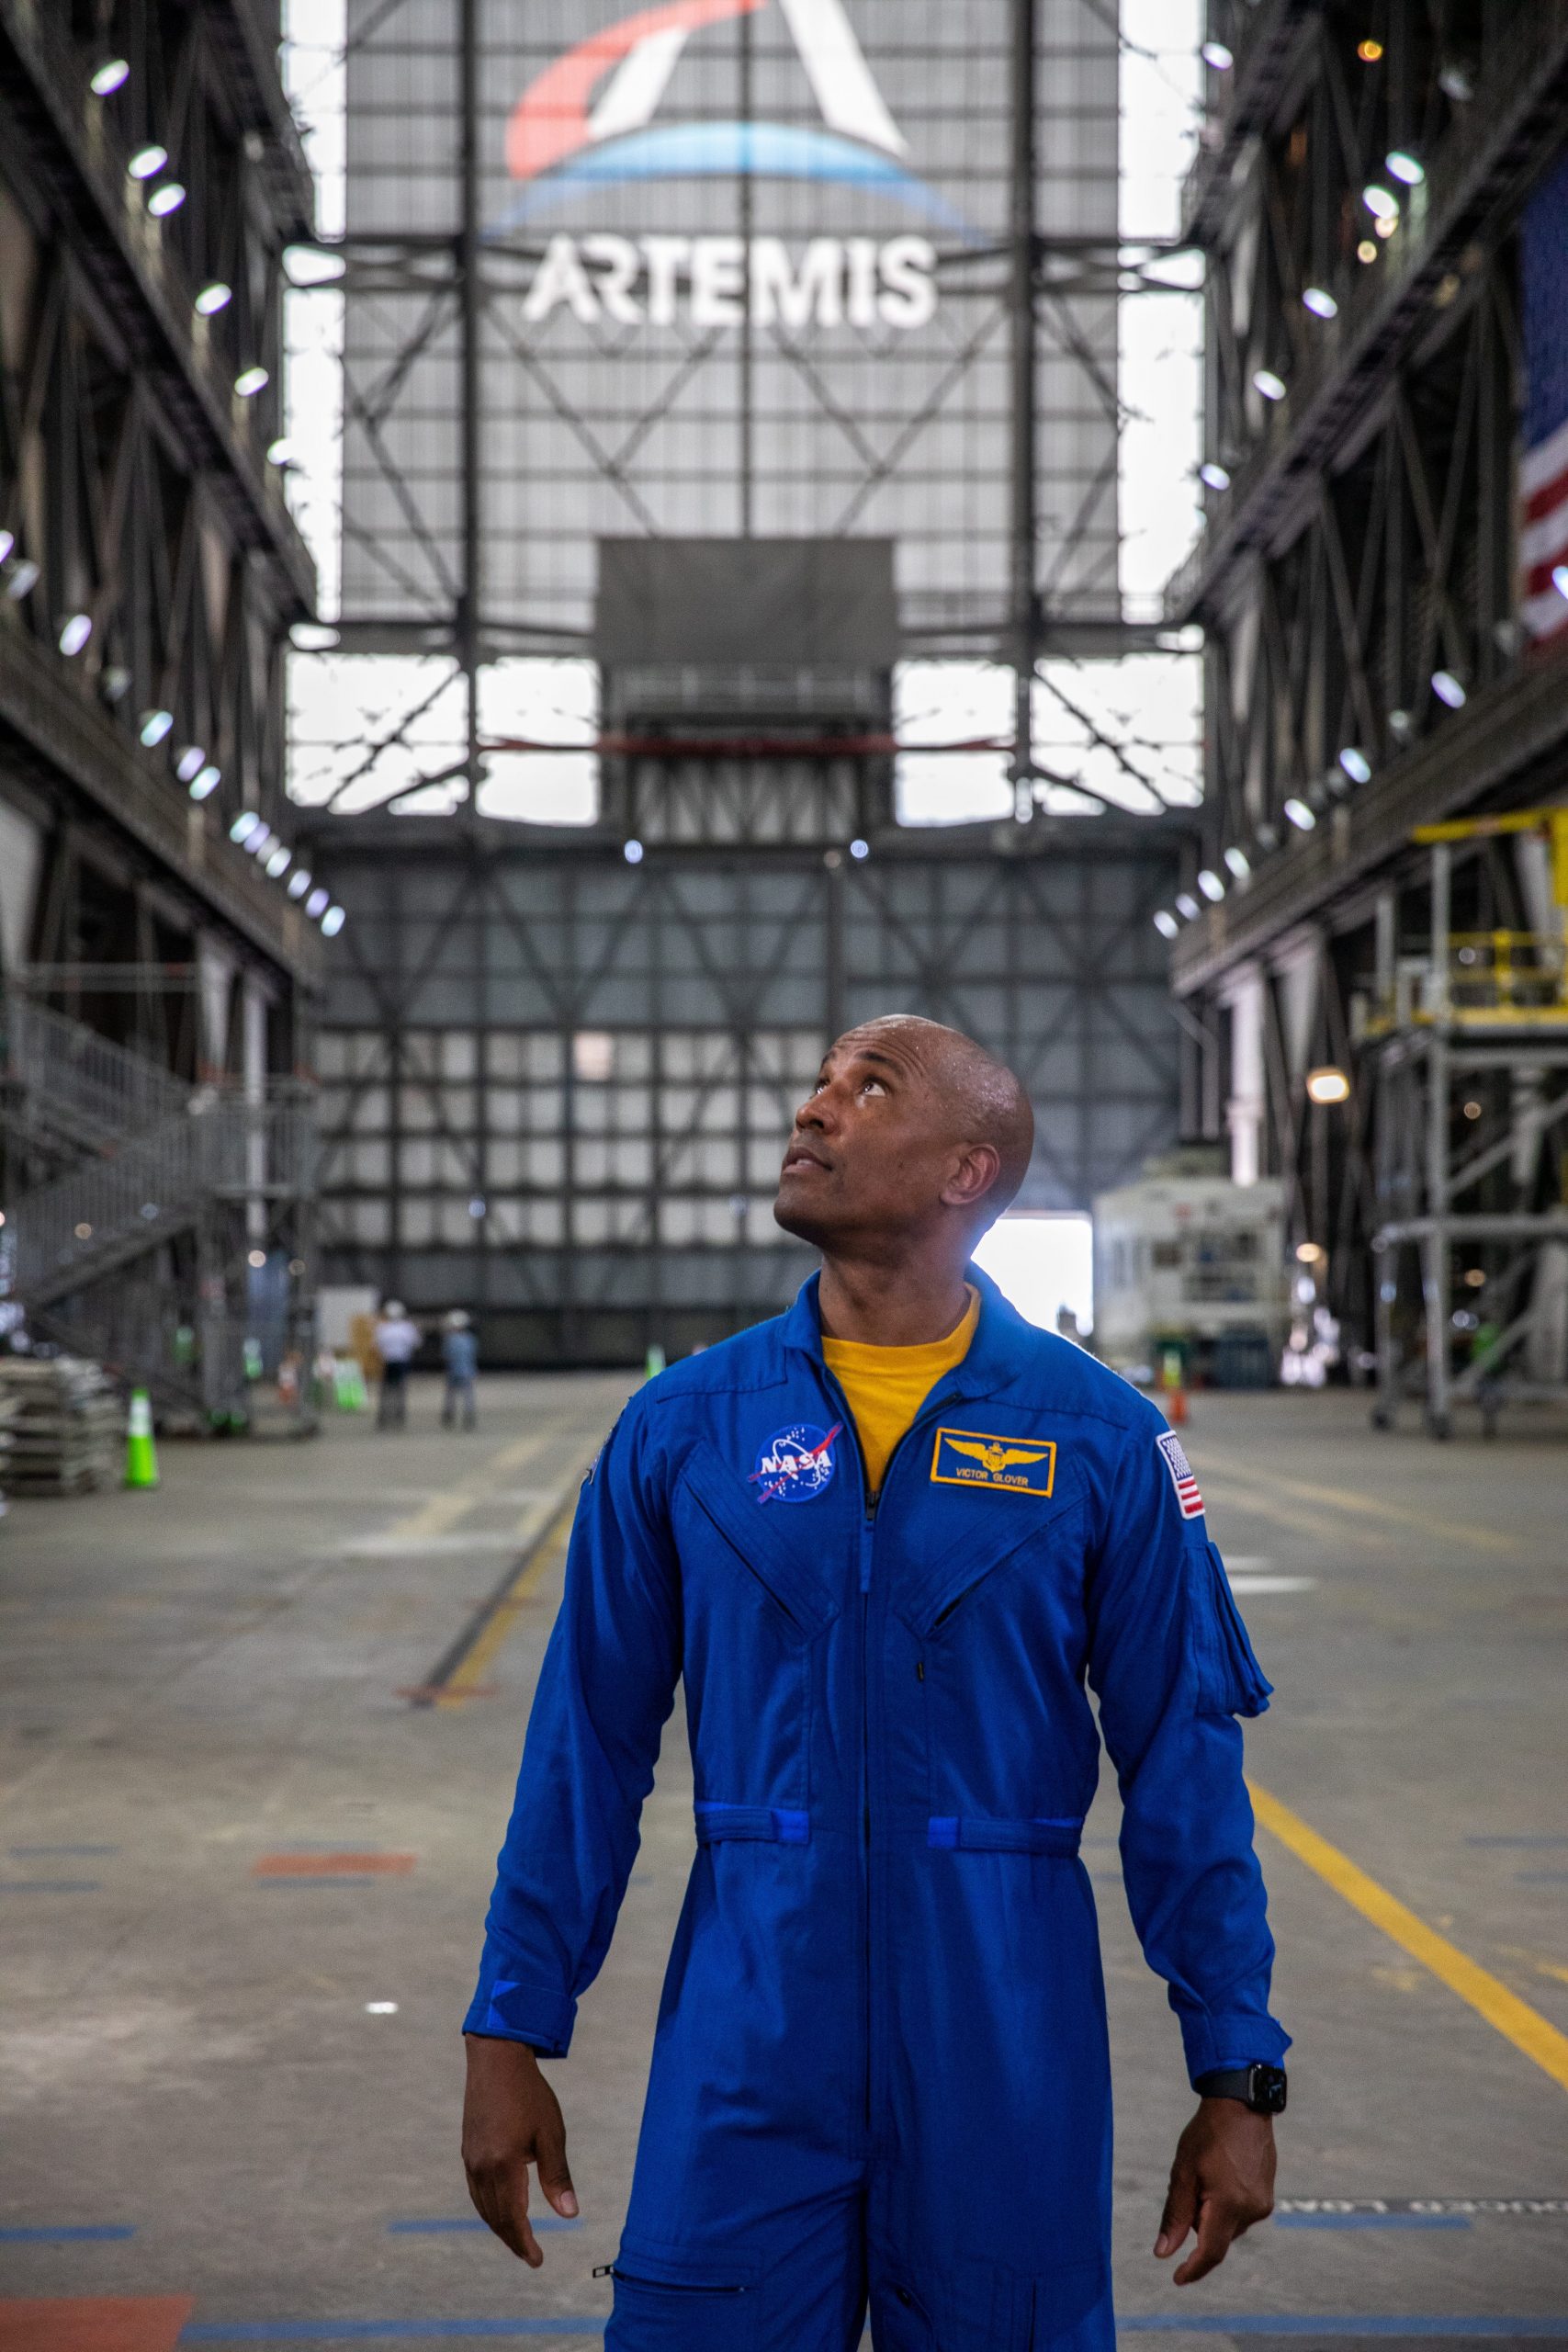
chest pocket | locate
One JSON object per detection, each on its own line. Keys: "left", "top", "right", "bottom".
{"left": 675, "top": 1443, "right": 841, "bottom": 1815}
{"left": 895, "top": 1488, "right": 1081, "bottom": 1641}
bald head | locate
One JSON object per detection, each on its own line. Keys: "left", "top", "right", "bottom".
{"left": 773, "top": 1012, "right": 1035, "bottom": 1267}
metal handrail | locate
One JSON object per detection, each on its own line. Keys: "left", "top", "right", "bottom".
{"left": 2, "top": 997, "right": 194, "bottom": 1148}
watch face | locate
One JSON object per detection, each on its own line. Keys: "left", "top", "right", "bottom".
{"left": 1251, "top": 2064, "right": 1288, "bottom": 2115}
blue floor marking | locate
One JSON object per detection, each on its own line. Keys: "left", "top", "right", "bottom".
{"left": 388, "top": 2218, "right": 580, "bottom": 2234}
{"left": 0, "top": 1880, "right": 102, "bottom": 1894}
{"left": 1117, "top": 2325, "right": 1568, "bottom": 2339}
{"left": 1273, "top": 2214, "right": 1472, "bottom": 2232}
{"left": 179, "top": 2327, "right": 606, "bottom": 2343}
{"left": 8, "top": 1843, "right": 119, "bottom": 1857}
{"left": 0, "top": 2222, "right": 136, "bottom": 2242}
{"left": 174, "top": 2323, "right": 1568, "bottom": 2346}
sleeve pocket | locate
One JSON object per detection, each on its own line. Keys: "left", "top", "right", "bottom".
{"left": 1190, "top": 1542, "right": 1273, "bottom": 1719}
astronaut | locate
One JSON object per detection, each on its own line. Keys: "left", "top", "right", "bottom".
{"left": 462, "top": 1016, "right": 1288, "bottom": 2349}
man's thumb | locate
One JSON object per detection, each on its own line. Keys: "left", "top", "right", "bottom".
{"left": 536, "top": 2123, "right": 579, "bottom": 2220}
{"left": 1156, "top": 2164, "right": 1197, "bottom": 2257}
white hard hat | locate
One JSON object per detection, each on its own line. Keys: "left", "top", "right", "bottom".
{"left": 383, "top": 1300, "right": 406, "bottom": 1318}
{"left": 446, "top": 1308, "right": 470, "bottom": 1329}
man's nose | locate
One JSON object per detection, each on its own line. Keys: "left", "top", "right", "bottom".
{"left": 795, "top": 1088, "right": 831, "bottom": 1132}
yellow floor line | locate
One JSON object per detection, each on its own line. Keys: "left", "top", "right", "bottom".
{"left": 1202, "top": 1459, "right": 1519, "bottom": 1555}
{"left": 1199, "top": 1478, "right": 1396, "bottom": 1552}
{"left": 434, "top": 1492, "right": 581, "bottom": 1708}
{"left": 1249, "top": 1781, "right": 1568, "bottom": 2095}
{"left": 382, "top": 1427, "right": 557, "bottom": 1544}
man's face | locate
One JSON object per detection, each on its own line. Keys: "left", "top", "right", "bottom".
{"left": 773, "top": 1026, "right": 970, "bottom": 1251}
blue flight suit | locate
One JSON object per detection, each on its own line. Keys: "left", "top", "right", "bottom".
{"left": 467, "top": 1270, "right": 1288, "bottom": 2350}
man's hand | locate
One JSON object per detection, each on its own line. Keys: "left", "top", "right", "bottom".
{"left": 462, "top": 2033, "right": 579, "bottom": 2267}
{"left": 1155, "top": 2098, "right": 1276, "bottom": 2285}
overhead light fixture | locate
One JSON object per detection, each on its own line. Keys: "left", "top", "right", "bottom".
{"left": 1361, "top": 184, "right": 1399, "bottom": 221}
{"left": 128, "top": 144, "right": 167, "bottom": 180}
{"left": 230, "top": 811, "right": 261, "bottom": 843}
{"left": 265, "top": 438, "right": 292, "bottom": 467}
{"left": 1198, "top": 868, "right": 1225, "bottom": 902}
{"left": 6, "top": 559, "right": 39, "bottom": 599}
{"left": 247, "top": 826, "right": 275, "bottom": 856}
{"left": 234, "top": 366, "right": 269, "bottom": 398}
{"left": 0, "top": 530, "right": 12, "bottom": 563}
{"left": 1303, "top": 286, "right": 1338, "bottom": 320}
{"left": 288, "top": 868, "right": 312, "bottom": 899}
{"left": 90, "top": 57, "right": 130, "bottom": 95}
{"left": 850, "top": 838, "right": 870, "bottom": 861}
{"left": 58, "top": 612, "right": 92, "bottom": 656}
{"left": 1553, "top": 565, "right": 1568, "bottom": 601}
{"left": 321, "top": 906, "right": 345, "bottom": 937}
{"left": 1385, "top": 150, "right": 1425, "bottom": 186}
{"left": 195, "top": 281, "right": 232, "bottom": 315}
{"left": 624, "top": 838, "right": 644, "bottom": 865}
{"left": 290, "top": 622, "right": 339, "bottom": 650}
{"left": 1200, "top": 460, "right": 1231, "bottom": 490}
{"left": 189, "top": 764, "right": 220, "bottom": 801}
{"left": 1389, "top": 707, "right": 1414, "bottom": 740}
{"left": 1283, "top": 797, "right": 1317, "bottom": 831}
{"left": 1374, "top": 213, "right": 1397, "bottom": 240}
{"left": 305, "top": 887, "right": 330, "bottom": 919}
{"left": 1358, "top": 239, "right": 1379, "bottom": 264}
{"left": 175, "top": 744, "right": 206, "bottom": 782}
{"left": 1253, "top": 368, "right": 1287, "bottom": 401}
{"left": 147, "top": 181, "right": 186, "bottom": 218}
{"left": 1224, "top": 845, "right": 1251, "bottom": 880}
{"left": 1175, "top": 891, "right": 1201, "bottom": 921}
{"left": 1432, "top": 669, "right": 1467, "bottom": 708}
{"left": 1438, "top": 62, "right": 1474, "bottom": 102}
{"left": 139, "top": 707, "right": 174, "bottom": 746}
{"left": 283, "top": 243, "right": 346, "bottom": 285}
{"left": 1338, "top": 746, "right": 1371, "bottom": 783}
{"left": 1201, "top": 40, "right": 1234, "bottom": 69}
{"left": 265, "top": 845, "right": 292, "bottom": 878}
{"left": 1358, "top": 39, "right": 1383, "bottom": 63}
{"left": 1154, "top": 910, "right": 1180, "bottom": 940}
{"left": 1305, "top": 1066, "right": 1351, "bottom": 1106}
{"left": 1295, "top": 1239, "right": 1326, "bottom": 1265}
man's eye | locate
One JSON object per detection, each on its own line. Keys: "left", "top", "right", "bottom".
{"left": 860, "top": 1079, "right": 886, "bottom": 1098}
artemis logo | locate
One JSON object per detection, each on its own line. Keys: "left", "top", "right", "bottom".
{"left": 523, "top": 232, "right": 937, "bottom": 330}
{"left": 495, "top": 0, "right": 969, "bottom": 240}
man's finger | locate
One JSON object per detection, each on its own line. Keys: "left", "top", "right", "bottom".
{"left": 1174, "top": 2195, "right": 1242, "bottom": 2286}
{"left": 535, "top": 2116, "right": 581, "bottom": 2220}
{"left": 1155, "top": 2162, "right": 1198, "bottom": 2258}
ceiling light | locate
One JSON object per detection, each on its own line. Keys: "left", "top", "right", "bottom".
{"left": 266, "top": 438, "right": 292, "bottom": 467}
{"left": 1224, "top": 845, "right": 1251, "bottom": 880}
{"left": 247, "top": 826, "right": 275, "bottom": 856}
{"left": 58, "top": 612, "right": 92, "bottom": 656}
{"left": 1338, "top": 746, "right": 1371, "bottom": 783}
{"left": 1462, "top": 1100, "right": 1483, "bottom": 1121}
{"left": 90, "top": 57, "right": 130, "bottom": 95}
{"left": 100, "top": 663, "right": 130, "bottom": 700}
{"left": 306, "top": 887, "right": 330, "bottom": 919}
{"left": 148, "top": 182, "right": 186, "bottom": 218}
{"left": 1198, "top": 868, "right": 1225, "bottom": 902}
{"left": 1175, "top": 891, "right": 1201, "bottom": 921}
{"left": 196, "top": 281, "right": 232, "bottom": 316}
{"left": 1432, "top": 669, "right": 1467, "bottom": 708}
{"left": 1253, "top": 368, "right": 1287, "bottom": 401}
{"left": 248, "top": 1249, "right": 267, "bottom": 1271}
{"left": 850, "top": 838, "right": 870, "bottom": 861}
{"left": 624, "top": 839, "right": 644, "bottom": 865}
{"left": 1438, "top": 63, "right": 1474, "bottom": 102}
{"left": 1154, "top": 910, "right": 1179, "bottom": 940}
{"left": 1283, "top": 797, "right": 1316, "bottom": 831}
{"left": 189, "top": 764, "right": 220, "bottom": 800}
{"left": 1201, "top": 40, "right": 1234, "bottom": 69}
{"left": 1553, "top": 564, "right": 1568, "bottom": 600}
{"left": 1200, "top": 460, "right": 1231, "bottom": 490}
{"left": 290, "top": 622, "right": 340, "bottom": 650}
{"left": 1386, "top": 151, "right": 1425, "bottom": 186}
{"left": 1305, "top": 1066, "right": 1351, "bottom": 1105}
{"left": 283, "top": 243, "right": 346, "bottom": 286}
{"left": 1362, "top": 184, "right": 1399, "bottom": 221}
{"left": 139, "top": 707, "right": 174, "bottom": 746}
{"left": 0, "top": 530, "right": 12, "bottom": 563}
{"left": 1357, "top": 239, "right": 1378, "bottom": 265}
{"left": 128, "top": 144, "right": 167, "bottom": 180}
{"left": 1358, "top": 39, "right": 1383, "bottom": 63}
{"left": 1295, "top": 1240, "right": 1326, "bottom": 1265}
{"left": 1374, "top": 214, "right": 1397, "bottom": 239}
{"left": 175, "top": 744, "right": 206, "bottom": 782}
{"left": 1303, "top": 287, "right": 1338, "bottom": 319}
{"left": 321, "top": 906, "right": 346, "bottom": 937}
{"left": 234, "top": 366, "right": 269, "bottom": 398}
{"left": 1388, "top": 708, "right": 1414, "bottom": 741}
{"left": 288, "top": 869, "right": 312, "bottom": 899}
{"left": 265, "top": 845, "right": 292, "bottom": 878}
{"left": 6, "top": 559, "right": 39, "bottom": 598}
{"left": 230, "top": 811, "right": 260, "bottom": 843}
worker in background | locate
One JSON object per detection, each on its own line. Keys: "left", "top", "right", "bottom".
{"left": 462, "top": 1016, "right": 1287, "bottom": 2351}
{"left": 442, "top": 1309, "right": 479, "bottom": 1432}
{"left": 372, "top": 1299, "right": 420, "bottom": 1430}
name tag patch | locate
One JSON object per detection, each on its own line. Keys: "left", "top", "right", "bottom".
{"left": 930, "top": 1427, "right": 1056, "bottom": 1497}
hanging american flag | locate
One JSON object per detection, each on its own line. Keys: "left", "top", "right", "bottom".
{"left": 1520, "top": 144, "right": 1568, "bottom": 649}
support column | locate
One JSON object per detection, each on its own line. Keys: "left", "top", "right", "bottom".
{"left": 1225, "top": 965, "right": 1265, "bottom": 1186}
{"left": 1008, "top": 0, "right": 1038, "bottom": 820}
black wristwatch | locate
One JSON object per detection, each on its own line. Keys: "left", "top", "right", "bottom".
{"left": 1194, "top": 2062, "right": 1287, "bottom": 2116}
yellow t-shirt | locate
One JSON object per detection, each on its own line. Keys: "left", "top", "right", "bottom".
{"left": 822, "top": 1286, "right": 980, "bottom": 1498}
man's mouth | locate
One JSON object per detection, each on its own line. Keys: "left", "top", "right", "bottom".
{"left": 781, "top": 1142, "right": 830, "bottom": 1176}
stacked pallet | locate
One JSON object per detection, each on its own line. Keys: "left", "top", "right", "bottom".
{"left": 0, "top": 1358, "right": 121, "bottom": 1496}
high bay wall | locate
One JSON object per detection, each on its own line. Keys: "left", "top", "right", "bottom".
{"left": 310, "top": 824, "right": 1179, "bottom": 1365}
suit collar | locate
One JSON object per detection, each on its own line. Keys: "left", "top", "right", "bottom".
{"left": 782, "top": 1261, "right": 1032, "bottom": 1400}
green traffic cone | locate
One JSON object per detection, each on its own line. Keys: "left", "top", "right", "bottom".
{"left": 124, "top": 1388, "right": 160, "bottom": 1490}
{"left": 644, "top": 1343, "right": 666, "bottom": 1381}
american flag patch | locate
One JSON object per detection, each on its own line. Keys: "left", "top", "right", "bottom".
{"left": 1157, "top": 1430, "right": 1204, "bottom": 1520}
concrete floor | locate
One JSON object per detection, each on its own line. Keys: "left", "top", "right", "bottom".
{"left": 2, "top": 1374, "right": 1566, "bottom": 2348}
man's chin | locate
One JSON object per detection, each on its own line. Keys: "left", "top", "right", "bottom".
{"left": 773, "top": 1180, "right": 838, "bottom": 1248}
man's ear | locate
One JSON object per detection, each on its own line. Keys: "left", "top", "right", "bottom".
{"left": 940, "top": 1141, "right": 1000, "bottom": 1211}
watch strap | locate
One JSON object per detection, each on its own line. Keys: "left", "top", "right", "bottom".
{"left": 1195, "top": 2063, "right": 1288, "bottom": 2114}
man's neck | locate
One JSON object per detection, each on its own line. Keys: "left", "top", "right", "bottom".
{"left": 817, "top": 1252, "right": 974, "bottom": 1347}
